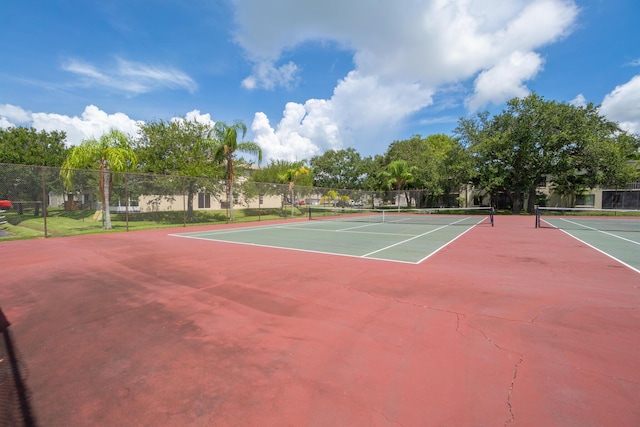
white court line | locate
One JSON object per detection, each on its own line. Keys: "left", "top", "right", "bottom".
{"left": 554, "top": 218, "right": 640, "bottom": 246}
{"left": 171, "top": 217, "right": 442, "bottom": 238}
{"left": 363, "top": 216, "right": 474, "bottom": 257}
{"left": 170, "top": 216, "right": 486, "bottom": 264}
{"left": 415, "top": 217, "right": 485, "bottom": 264}
{"left": 542, "top": 219, "right": 640, "bottom": 275}
{"left": 170, "top": 233, "right": 420, "bottom": 264}
{"left": 277, "top": 226, "right": 416, "bottom": 237}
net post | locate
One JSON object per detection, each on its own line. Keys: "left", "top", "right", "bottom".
{"left": 490, "top": 206, "right": 495, "bottom": 227}
{"left": 534, "top": 205, "right": 539, "bottom": 228}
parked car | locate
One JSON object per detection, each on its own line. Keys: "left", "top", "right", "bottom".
{"left": 0, "top": 200, "right": 12, "bottom": 210}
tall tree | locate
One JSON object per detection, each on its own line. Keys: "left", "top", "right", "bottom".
{"left": 385, "top": 135, "right": 473, "bottom": 207}
{"left": 279, "top": 166, "right": 310, "bottom": 216}
{"left": 456, "top": 93, "right": 637, "bottom": 213}
{"left": 61, "top": 130, "right": 137, "bottom": 229}
{"left": 310, "top": 148, "right": 366, "bottom": 189}
{"left": 381, "top": 160, "right": 416, "bottom": 207}
{"left": 213, "top": 121, "right": 262, "bottom": 221}
{"left": 136, "top": 118, "right": 222, "bottom": 220}
{"left": 0, "top": 127, "right": 67, "bottom": 166}
{"left": 0, "top": 127, "right": 68, "bottom": 216}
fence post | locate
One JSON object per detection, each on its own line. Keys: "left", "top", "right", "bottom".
{"left": 42, "top": 166, "right": 48, "bottom": 238}
{"left": 125, "top": 174, "right": 129, "bottom": 232}
{"left": 258, "top": 184, "right": 262, "bottom": 222}
{"left": 182, "top": 176, "right": 186, "bottom": 227}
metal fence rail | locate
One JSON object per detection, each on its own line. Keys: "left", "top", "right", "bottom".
{"left": 1, "top": 163, "right": 479, "bottom": 237}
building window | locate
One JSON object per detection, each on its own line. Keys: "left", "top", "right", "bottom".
{"left": 575, "top": 194, "right": 595, "bottom": 207}
{"left": 198, "top": 193, "right": 211, "bottom": 209}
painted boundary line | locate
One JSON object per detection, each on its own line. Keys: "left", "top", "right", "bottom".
{"left": 170, "top": 233, "right": 420, "bottom": 264}
{"left": 554, "top": 218, "right": 640, "bottom": 246}
{"left": 415, "top": 217, "right": 487, "bottom": 264}
{"left": 363, "top": 216, "right": 475, "bottom": 258}
{"left": 541, "top": 219, "right": 640, "bottom": 275}
{"left": 170, "top": 216, "right": 487, "bottom": 265}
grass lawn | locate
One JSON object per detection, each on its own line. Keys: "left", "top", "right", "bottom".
{"left": 0, "top": 207, "right": 307, "bottom": 241}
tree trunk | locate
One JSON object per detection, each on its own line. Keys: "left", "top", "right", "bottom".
{"left": 526, "top": 187, "right": 536, "bottom": 213}
{"left": 511, "top": 191, "right": 522, "bottom": 214}
{"left": 228, "top": 154, "right": 235, "bottom": 221}
{"left": 187, "top": 189, "right": 195, "bottom": 221}
{"left": 103, "top": 169, "right": 112, "bottom": 229}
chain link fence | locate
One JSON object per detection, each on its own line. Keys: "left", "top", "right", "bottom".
{"left": 0, "top": 163, "right": 475, "bottom": 238}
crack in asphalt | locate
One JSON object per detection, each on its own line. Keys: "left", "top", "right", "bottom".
{"left": 504, "top": 356, "right": 524, "bottom": 426}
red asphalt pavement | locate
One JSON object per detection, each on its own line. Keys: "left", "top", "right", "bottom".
{"left": 1, "top": 215, "right": 639, "bottom": 426}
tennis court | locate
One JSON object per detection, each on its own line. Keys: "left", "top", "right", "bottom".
{"left": 1, "top": 214, "right": 639, "bottom": 426}
{"left": 536, "top": 207, "right": 640, "bottom": 272}
{"left": 171, "top": 207, "right": 494, "bottom": 264}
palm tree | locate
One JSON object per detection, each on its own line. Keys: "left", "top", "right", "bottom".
{"left": 279, "top": 166, "right": 310, "bottom": 216}
{"left": 382, "top": 160, "right": 416, "bottom": 208}
{"left": 213, "top": 121, "right": 262, "bottom": 221}
{"left": 61, "top": 130, "right": 138, "bottom": 229}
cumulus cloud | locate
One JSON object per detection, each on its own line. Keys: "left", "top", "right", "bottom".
{"left": 0, "top": 104, "right": 142, "bottom": 145}
{"left": 0, "top": 104, "right": 227, "bottom": 147}
{"left": 465, "top": 51, "right": 543, "bottom": 111}
{"left": 233, "top": 0, "right": 577, "bottom": 85}
{"left": 61, "top": 57, "right": 197, "bottom": 95}
{"left": 0, "top": 117, "right": 14, "bottom": 129}
{"left": 600, "top": 75, "right": 640, "bottom": 134}
{"left": 569, "top": 93, "right": 587, "bottom": 107}
{"left": 233, "top": 0, "right": 579, "bottom": 159}
{"left": 252, "top": 71, "right": 434, "bottom": 160}
{"left": 0, "top": 104, "right": 32, "bottom": 123}
{"left": 172, "top": 110, "right": 216, "bottom": 127}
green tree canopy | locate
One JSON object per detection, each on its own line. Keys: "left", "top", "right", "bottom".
{"left": 384, "top": 134, "right": 474, "bottom": 206}
{"left": 309, "top": 148, "right": 367, "bottom": 189}
{"left": 250, "top": 159, "right": 312, "bottom": 185}
{"left": 0, "top": 127, "right": 69, "bottom": 215}
{"left": 0, "top": 126, "right": 67, "bottom": 166}
{"left": 455, "top": 93, "right": 637, "bottom": 213}
{"left": 136, "top": 118, "right": 223, "bottom": 220}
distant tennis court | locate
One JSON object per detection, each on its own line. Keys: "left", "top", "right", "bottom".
{"left": 171, "top": 207, "right": 494, "bottom": 264}
{"left": 536, "top": 207, "right": 640, "bottom": 272}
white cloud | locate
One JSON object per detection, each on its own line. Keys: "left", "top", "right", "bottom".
{"left": 172, "top": 110, "right": 216, "bottom": 127}
{"left": 465, "top": 51, "right": 543, "bottom": 111}
{"left": 0, "top": 104, "right": 142, "bottom": 145}
{"left": 0, "top": 104, "right": 32, "bottom": 123}
{"left": 0, "top": 105, "right": 228, "bottom": 148}
{"left": 61, "top": 57, "right": 197, "bottom": 95}
{"left": 241, "top": 61, "right": 300, "bottom": 90}
{"left": 233, "top": 0, "right": 579, "bottom": 159}
{"left": 252, "top": 108, "right": 324, "bottom": 161}
{"left": 569, "top": 93, "right": 587, "bottom": 108}
{"left": 600, "top": 74, "right": 640, "bottom": 134}
{"left": 0, "top": 117, "right": 14, "bottom": 129}
{"left": 252, "top": 71, "right": 434, "bottom": 160}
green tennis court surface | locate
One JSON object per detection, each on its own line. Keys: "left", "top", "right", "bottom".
{"left": 172, "top": 210, "right": 493, "bottom": 264}
{"left": 536, "top": 208, "right": 640, "bottom": 272}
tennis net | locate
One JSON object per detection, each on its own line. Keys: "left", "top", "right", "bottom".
{"left": 535, "top": 207, "right": 640, "bottom": 232}
{"left": 309, "top": 206, "right": 493, "bottom": 226}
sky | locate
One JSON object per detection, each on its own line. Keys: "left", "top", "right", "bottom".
{"left": 1, "top": 0, "right": 639, "bottom": 163}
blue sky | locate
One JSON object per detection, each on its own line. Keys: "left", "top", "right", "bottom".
{"left": 1, "top": 0, "right": 639, "bottom": 162}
